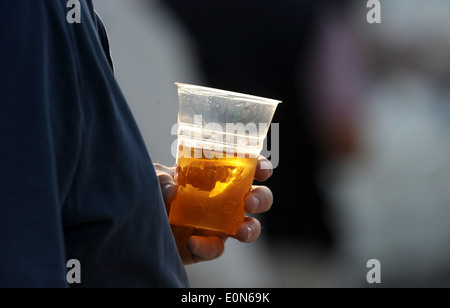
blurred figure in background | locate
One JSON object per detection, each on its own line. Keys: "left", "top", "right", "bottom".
{"left": 325, "top": 0, "right": 450, "bottom": 287}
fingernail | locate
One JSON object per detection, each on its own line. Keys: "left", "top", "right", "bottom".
{"left": 188, "top": 237, "right": 200, "bottom": 253}
{"left": 162, "top": 183, "right": 174, "bottom": 194}
{"left": 247, "top": 225, "right": 253, "bottom": 241}
{"left": 260, "top": 160, "right": 273, "bottom": 170}
{"left": 252, "top": 196, "right": 261, "bottom": 212}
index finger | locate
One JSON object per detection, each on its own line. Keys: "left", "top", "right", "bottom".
{"left": 154, "top": 163, "right": 176, "bottom": 178}
{"left": 254, "top": 156, "right": 273, "bottom": 182}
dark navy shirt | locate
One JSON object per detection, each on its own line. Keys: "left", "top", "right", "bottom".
{"left": 0, "top": 0, "right": 189, "bottom": 287}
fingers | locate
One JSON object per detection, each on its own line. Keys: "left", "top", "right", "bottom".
{"left": 245, "top": 186, "right": 273, "bottom": 214}
{"left": 188, "top": 235, "right": 225, "bottom": 263}
{"left": 254, "top": 156, "right": 273, "bottom": 182}
{"left": 154, "top": 163, "right": 177, "bottom": 209}
{"left": 160, "top": 176, "right": 177, "bottom": 209}
{"left": 184, "top": 216, "right": 263, "bottom": 264}
{"left": 239, "top": 184, "right": 273, "bottom": 243}
{"left": 163, "top": 159, "right": 273, "bottom": 264}
{"left": 235, "top": 217, "right": 261, "bottom": 243}
{"left": 154, "top": 163, "right": 175, "bottom": 178}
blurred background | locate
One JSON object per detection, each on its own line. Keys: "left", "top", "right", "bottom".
{"left": 94, "top": 0, "right": 450, "bottom": 287}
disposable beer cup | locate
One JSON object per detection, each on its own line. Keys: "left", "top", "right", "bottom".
{"left": 169, "top": 83, "right": 281, "bottom": 235}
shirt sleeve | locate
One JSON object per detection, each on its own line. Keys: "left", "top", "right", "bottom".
{"left": 0, "top": 1, "right": 81, "bottom": 287}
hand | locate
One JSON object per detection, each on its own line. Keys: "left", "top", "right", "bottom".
{"left": 154, "top": 157, "right": 273, "bottom": 265}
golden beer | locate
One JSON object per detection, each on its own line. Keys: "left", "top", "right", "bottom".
{"left": 169, "top": 147, "right": 258, "bottom": 235}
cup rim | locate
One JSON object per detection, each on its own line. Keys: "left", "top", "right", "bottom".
{"left": 175, "top": 82, "right": 282, "bottom": 107}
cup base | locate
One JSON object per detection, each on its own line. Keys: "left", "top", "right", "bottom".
{"left": 169, "top": 220, "right": 238, "bottom": 236}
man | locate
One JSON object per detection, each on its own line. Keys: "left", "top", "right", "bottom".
{"left": 0, "top": 0, "right": 273, "bottom": 287}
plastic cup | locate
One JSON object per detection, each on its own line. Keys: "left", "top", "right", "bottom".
{"left": 168, "top": 83, "right": 281, "bottom": 235}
